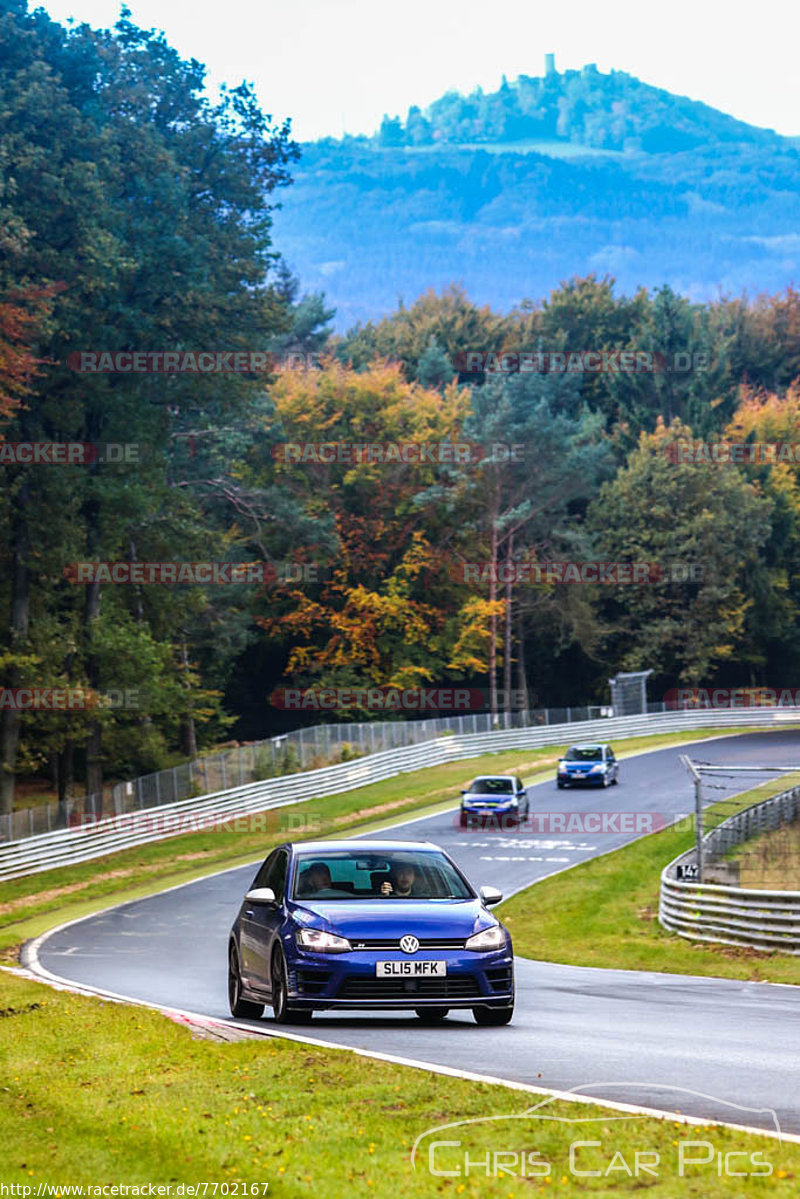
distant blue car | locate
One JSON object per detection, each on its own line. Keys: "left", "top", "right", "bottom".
{"left": 556, "top": 743, "right": 619, "bottom": 788}
{"left": 228, "top": 840, "right": 514, "bottom": 1027}
{"left": 459, "top": 775, "right": 530, "bottom": 826}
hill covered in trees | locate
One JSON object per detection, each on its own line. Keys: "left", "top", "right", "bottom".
{"left": 273, "top": 62, "right": 800, "bottom": 327}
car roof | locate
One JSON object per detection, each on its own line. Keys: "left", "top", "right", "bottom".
{"left": 468, "top": 774, "right": 518, "bottom": 781}
{"left": 288, "top": 839, "right": 440, "bottom": 854}
{"left": 568, "top": 743, "right": 608, "bottom": 750}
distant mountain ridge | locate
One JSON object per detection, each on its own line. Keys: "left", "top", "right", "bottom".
{"left": 271, "top": 62, "right": 800, "bottom": 329}
{"left": 373, "top": 60, "right": 784, "bottom": 153}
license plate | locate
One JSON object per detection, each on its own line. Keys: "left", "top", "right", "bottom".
{"left": 376, "top": 961, "right": 446, "bottom": 977}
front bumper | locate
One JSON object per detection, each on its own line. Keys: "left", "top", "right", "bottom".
{"left": 558, "top": 770, "right": 607, "bottom": 786}
{"left": 286, "top": 947, "right": 515, "bottom": 1010}
{"left": 461, "top": 802, "right": 521, "bottom": 819}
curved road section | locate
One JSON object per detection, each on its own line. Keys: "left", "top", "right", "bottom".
{"left": 27, "top": 732, "right": 800, "bottom": 1136}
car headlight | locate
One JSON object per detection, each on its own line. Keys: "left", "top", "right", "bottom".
{"left": 296, "top": 928, "right": 352, "bottom": 953}
{"left": 466, "top": 925, "right": 507, "bottom": 952}
{"left": 590, "top": 763, "right": 605, "bottom": 773}
{"left": 558, "top": 764, "right": 567, "bottom": 773}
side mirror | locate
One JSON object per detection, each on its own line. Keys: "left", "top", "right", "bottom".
{"left": 480, "top": 885, "right": 503, "bottom": 907}
{"left": 460, "top": 789, "right": 467, "bottom": 795}
{"left": 245, "top": 887, "right": 277, "bottom": 905}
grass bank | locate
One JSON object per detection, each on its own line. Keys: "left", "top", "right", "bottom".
{"left": 0, "top": 969, "right": 795, "bottom": 1195}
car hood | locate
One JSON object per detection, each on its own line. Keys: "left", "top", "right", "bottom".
{"left": 289, "top": 897, "right": 495, "bottom": 939}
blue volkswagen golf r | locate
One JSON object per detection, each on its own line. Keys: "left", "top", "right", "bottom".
{"left": 556, "top": 743, "right": 619, "bottom": 788}
{"left": 228, "top": 839, "right": 514, "bottom": 1027}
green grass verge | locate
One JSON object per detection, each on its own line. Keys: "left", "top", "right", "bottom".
{"left": 724, "top": 812, "right": 800, "bottom": 890}
{"left": 500, "top": 773, "right": 800, "bottom": 985}
{"left": 0, "top": 969, "right": 796, "bottom": 1194}
{"left": 0, "top": 727, "right": 753, "bottom": 958}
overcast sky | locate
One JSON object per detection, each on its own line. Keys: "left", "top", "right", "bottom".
{"left": 41, "top": 0, "right": 800, "bottom": 142}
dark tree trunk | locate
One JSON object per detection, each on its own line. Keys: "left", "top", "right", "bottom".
{"left": 489, "top": 521, "right": 498, "bottom": 721}
{"left": 515, "top": 601, "right": 530, "bottom": 722}
{"left": 503, "top": 533, "right": 514, "bottom": 729}
{"left": 178, "top": 639, "right": 197, "bottom": 758}
{"left": 0, "top": 477, "right": 31, "bottom": 815}
{"left": 84, "top": 577, "right": 103, "bottom": 808}
{"left": 56, "top": 741, "right": 74, "bottom": 826}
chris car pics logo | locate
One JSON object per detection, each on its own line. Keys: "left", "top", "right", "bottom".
{"left": 412, "top": 1085, "right": 780, "bottom": 1181}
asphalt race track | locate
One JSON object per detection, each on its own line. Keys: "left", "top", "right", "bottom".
{"left": 29, "top": 731, "right": 800, "bottom": 1136}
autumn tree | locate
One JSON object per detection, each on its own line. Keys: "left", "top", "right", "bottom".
{"left": 589, "top": 418, "right": 772, "bottom": 686}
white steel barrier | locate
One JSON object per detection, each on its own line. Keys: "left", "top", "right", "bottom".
{"left": 660, "top": 783, "right": 800, "bottom": 953}
{"left": 3, "top": 707, "right": 798, "bottom": 882}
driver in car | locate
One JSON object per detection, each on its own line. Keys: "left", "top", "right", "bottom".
{"left": 380, "top": 861, "right": 418, "bottom": 897}
{"left": 297, "top": 861, "right": 332, "bottom": 895}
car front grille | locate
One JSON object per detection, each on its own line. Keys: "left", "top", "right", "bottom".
{"left": 336, "top": 976, "right": 481, "bottom": 1001}
{"left": 347, "top": 937, "right": 467, "bottom": 951}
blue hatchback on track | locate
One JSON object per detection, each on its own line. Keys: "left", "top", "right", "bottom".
{"left": 228, "top": 839, "right": 514, "bottom": 1026}
{"left": 556, "top": 743, "right": 619, "bottom": 788}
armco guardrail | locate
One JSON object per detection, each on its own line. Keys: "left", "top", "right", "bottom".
{"left": 2, "top": 706, "right": 798, "bottom": 883}
{"left": 2, "top": 702, "right": 625, "bottom": 843}
{"left": 660, "top": 783, "right": 800, "bottom": 953}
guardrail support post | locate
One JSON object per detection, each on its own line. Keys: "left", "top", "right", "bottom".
{"left": 679, "top": 754, "right": 704, "bottom": 882}
{"left": 694, "top": 773, "right": 704, "bottom": 883}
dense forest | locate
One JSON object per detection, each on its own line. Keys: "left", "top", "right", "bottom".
{"left": 2, "top": 2, "right": 800, "bottom": 813}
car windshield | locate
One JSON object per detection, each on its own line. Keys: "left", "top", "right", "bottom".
{"left": 292, "top": 850, "right": 473, "bottom": 901}
{"left": 565, "top": 746, "right": 603, "bottom": 761}
{"left": 465, "top": 777, "right": 514, "bottom": 794}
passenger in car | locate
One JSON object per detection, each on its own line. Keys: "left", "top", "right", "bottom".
{"left": 297, "top": 861, "right": 332, "bottom": 895}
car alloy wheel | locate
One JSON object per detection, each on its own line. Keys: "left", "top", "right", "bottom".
{"left": 228, "top": 944, "right": 264, "bottom": 1020}
{"left": 271, "top": 948, "right": 313, "bottom": 1025}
